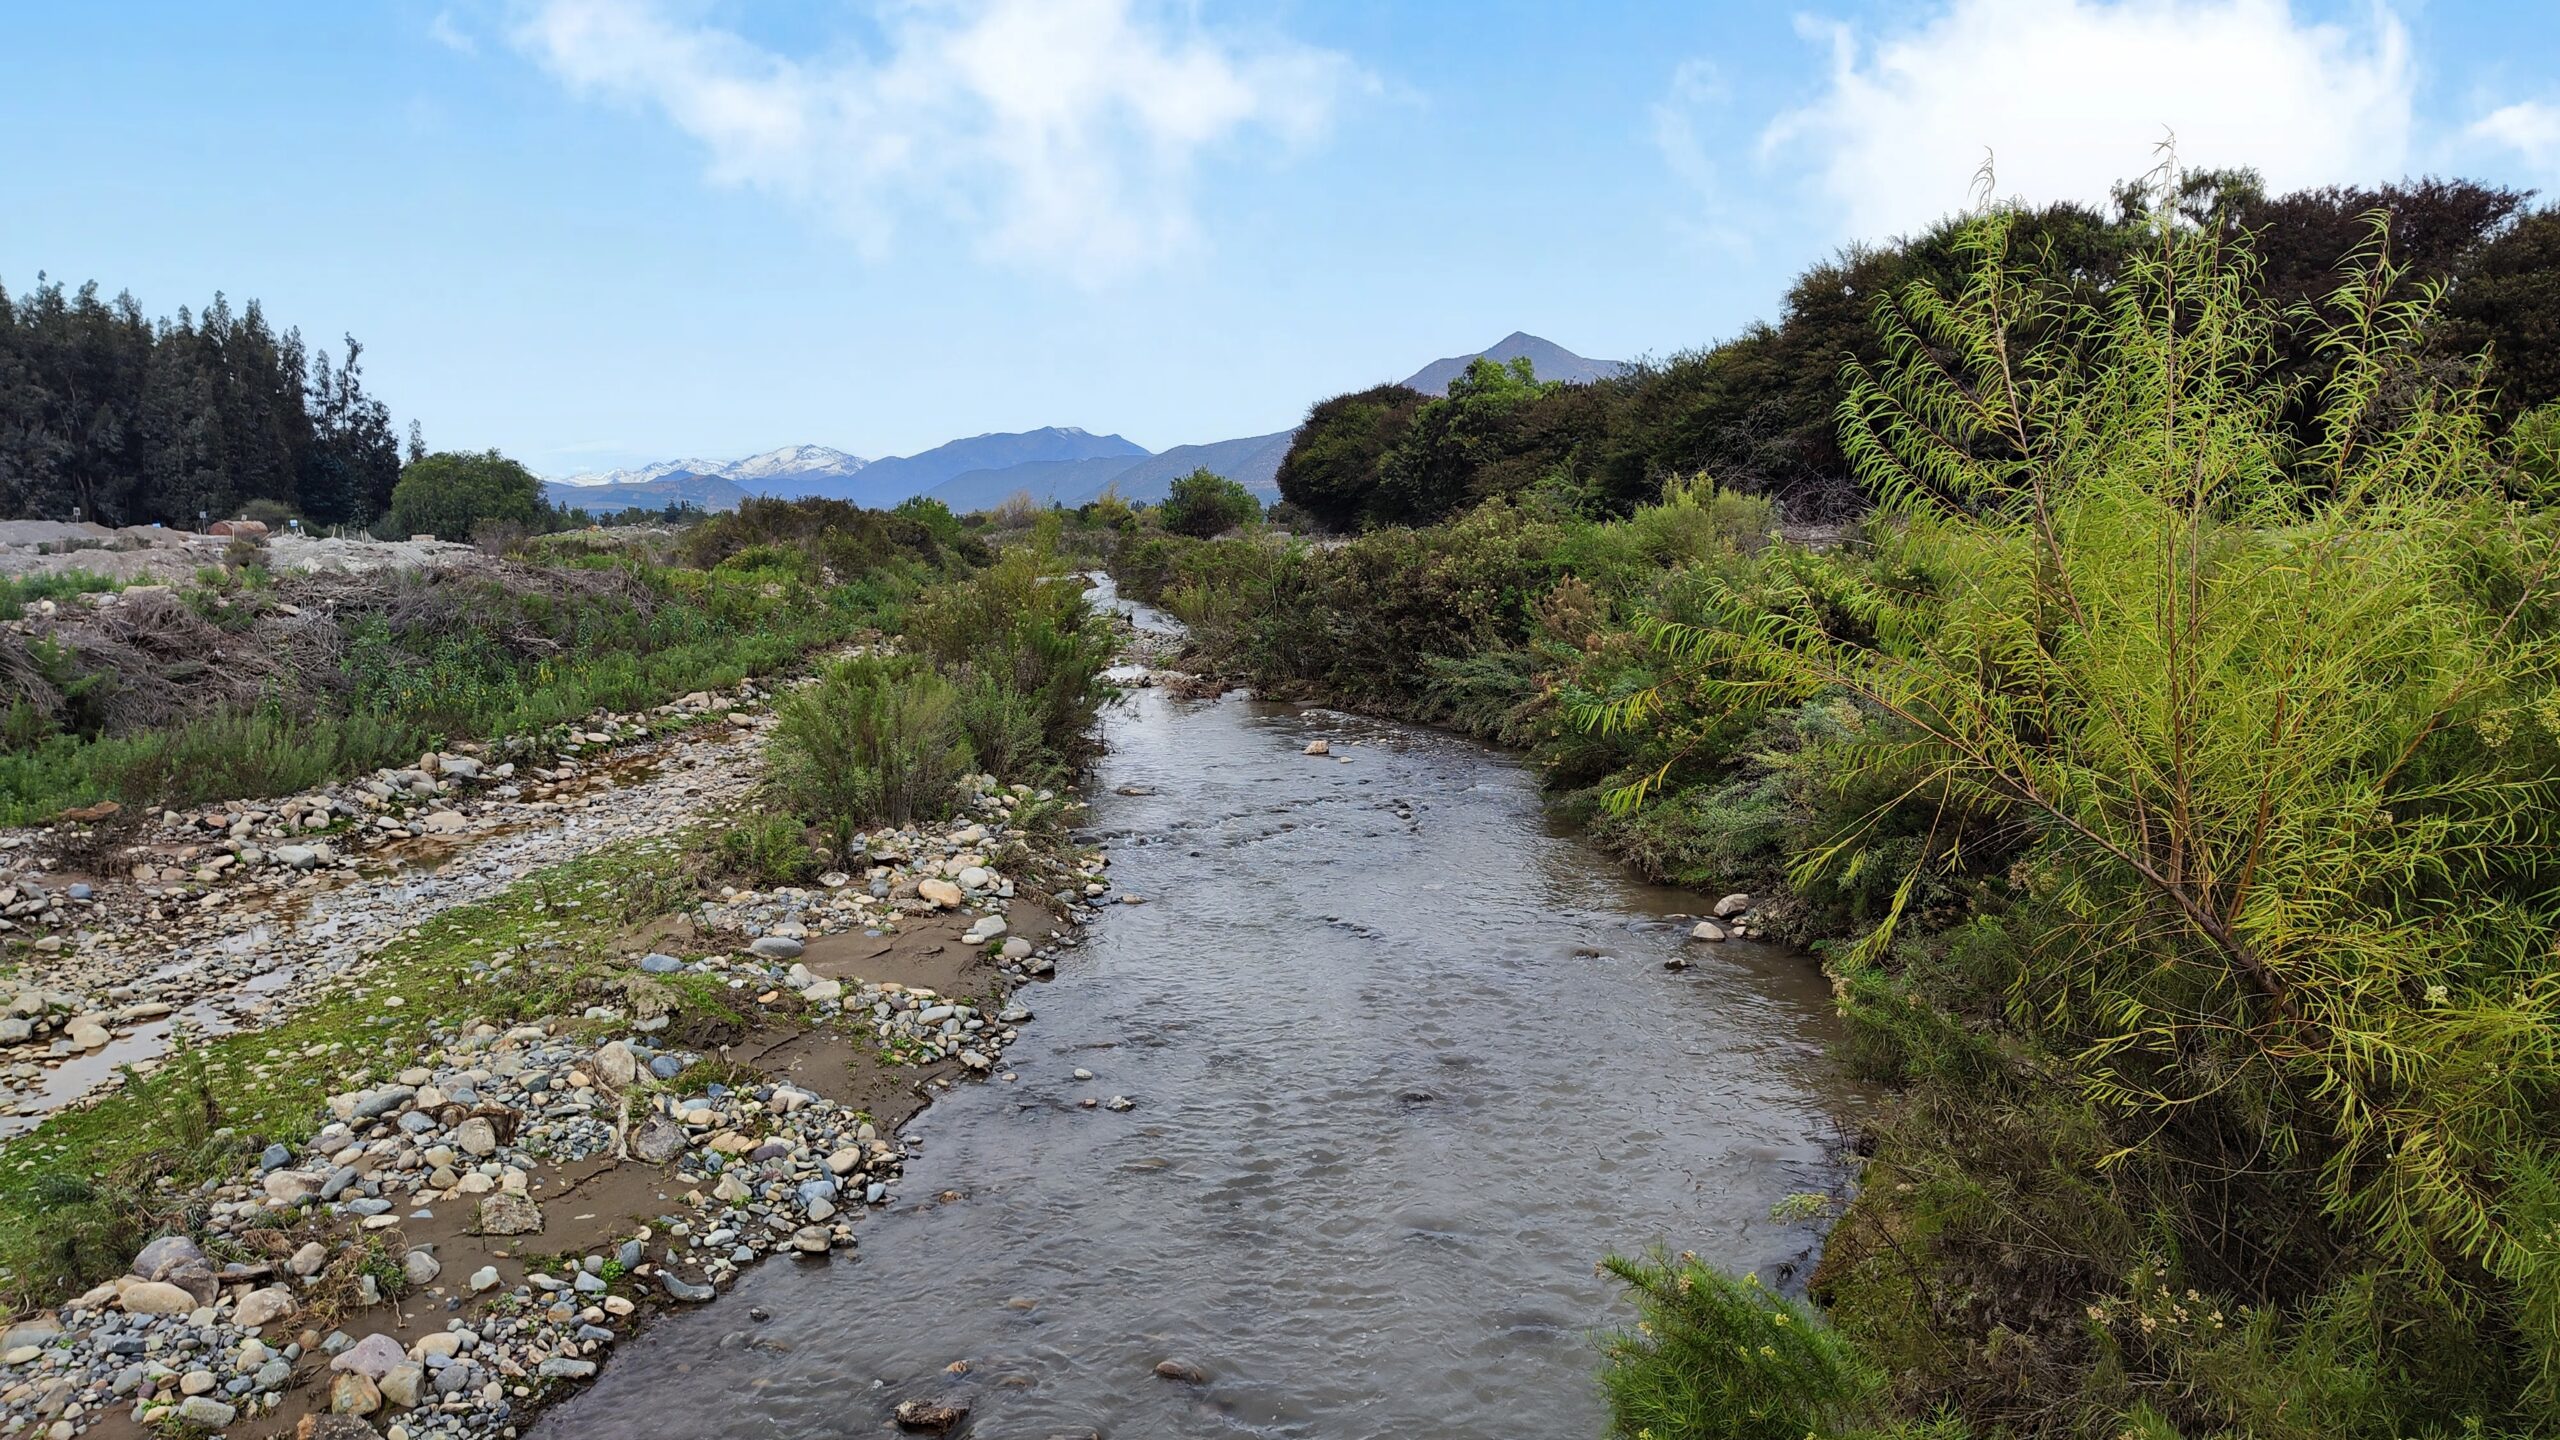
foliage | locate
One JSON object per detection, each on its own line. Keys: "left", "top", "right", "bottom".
{"left": 702, "top": 809, "right": 821, "bottom": 886}
{"left": 764, "top": 655, "right": 972, "bottom": 850}
{"left": 2443, "top": 207, "right": 2560, "bottom": 418}
{"left": 680, "top": 495, "right": 977, "bottom": 581}
{"left": 1156, "top": 467, "right": 1260, "bottom": 538}
{"left": 385, "top": 449, "right": 552, "bottom": 540}
{"left": 0, "top": 277, "right": 402, "bottom": 527}
{"left": 904, "top": 546, "right": 1116, "bottom": 786}
{"left": 1276, "top": 382, "right": 1427, "bottom": 529}
{"left": 1271, "top": 177, "right": 2554, "bottom": 530}
{"left": 1120, "top": 187, "right": 2560, "bottom": 1437}
{"left": 1583, "top": 199, "right": 2560, "bottom": 1433}
{"left": 1598, "top": 1253, "right": 1899, "bottom": 1440}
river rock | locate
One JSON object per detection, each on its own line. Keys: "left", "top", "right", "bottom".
{"left": 1154, "top": 1358, "right": 1209, "bottom": 1384}
{"left": 894, "top": 1399, "right": 970, "bottom": 1432}
{"left": 289, "top": 1240, "right": 329, "bottom": 1276}
{"left": 379, "top": 1361, "right": 426, "bottom": 1408}
{"left": 917, "top": 878, "right": 963, "bottom": 909}
{"left": 117, "top": 1281, "right": 196, "bottom": 1315}
{"left": 634, "top": 1113, "right": 688, "bottom": 1163}
{"left": 661, "top": 1272, "right": 715, "bottom": 1303}
{"left": 330, "top": 1370, "right": 383, "bottom": 1415}
{"left": 234, "top": 1286, "right": 297, "bottom": 1329}
{"left": 451, "top": 1116, "right": 498, "bottom": 1157}
{"left": 1689, "top": 919, "right": 1727, "bottom": 943}
{"left": 747, "top": 935, "right": 804, "bottom": 959}
{"left": 473, "top": 1192, "right": 542, "bottom": 1236}
{"left": 637, "top": 952, "right": 683, "bottom": 974}
{"left": 178, "top": 1396, "right": 238, "bottom": 1427}
{"left": 593, "top": 1040, "right": 637, "bottom": 1087}
{"left": 1303, "top": 740, "right": 1329, "bottom": 755}
{"left": 1714, "top": 892, "right": 1752, "bottom": 917}
{"left": 401, "top": 1249, "right": 440, "bottom": 1286}
{"left": 330, "top": 1333, "right": 408, "bottom": 1379}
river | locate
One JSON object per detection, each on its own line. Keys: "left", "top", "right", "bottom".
{"left": 533, "top": 580, "right": 1861, "bottom": 1439}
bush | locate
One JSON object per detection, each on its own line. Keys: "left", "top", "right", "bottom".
{"left": 906, "top": 549, "right": 1115, "bottom": 783}
{"left": 1598, "top": 1253, "right": 1894, "bottom": 1440}
{"left": 1157, "top": 468, "right": 1261, "bottom": 538}
{"left": 387, "top": 449, "right": 550, "bottom": 540}
{"left": 765, "top": 656, "right": 972, "bottom": 850}
{"left": 703, "top": 811, "right": 821, "bottom": 885}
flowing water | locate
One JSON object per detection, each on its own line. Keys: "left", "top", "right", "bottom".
{"left": 536, "top": 582, "right": 1863, "bottom": 1439}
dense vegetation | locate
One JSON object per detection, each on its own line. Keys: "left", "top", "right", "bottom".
{"left": 384, "top": 448, "right": 553, "bottom": 541}
{"left": 1116, "top": 184, "right": 2560, "bottom": 1436}
{"left": 0, "top": 499, "right": 966, "bottom": 826}
{"left": 750, "top": 531, "right": 1114, "bottom": 875}
{"left": 0, "top": 277, "right": 406, "bottom": 528}
{"left": 1278, "top": 172, "right": 2560, "bottom": 528}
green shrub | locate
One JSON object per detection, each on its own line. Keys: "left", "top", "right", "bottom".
{"left": 1598, "top": 1252, "right": 1896, "bottom": 1440}
{"left": 703, "top": 811, "right": 820, "bottom": 885}
{"left": 386, "top": 449, "right": 551, "bottom": 539}
{"left": 1157, "top": 468, "right": 1261, "bottom": 538}
{"left": 765, "top": 656, "right": 972, "bottom": 848}
{"left": 907, "top": 548, "right": 1115, "bottom": 778}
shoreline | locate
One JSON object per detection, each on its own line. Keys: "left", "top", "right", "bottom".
{"left": 0, "top": 645, "right": 1121, "bottom": 1440}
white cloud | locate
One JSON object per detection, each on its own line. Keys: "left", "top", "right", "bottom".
{"left": 2468, "top": 98, "right": 2560, "bottom": 185}
{"left": 1651, "top": 59, "right": 1755, "bottom": 254}
{"left": 508, "top": 0, "right": 1364, "bottom": 283}
{"left": 1750, "top": 0, "right": 2416, "bottom": 241}
{"left": 428, "top": 9, "right": 479, "bottom": 55}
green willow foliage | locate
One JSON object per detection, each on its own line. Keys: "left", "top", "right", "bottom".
{"left": 1594, "top": 197, "right": 2560, "bottom": 1431}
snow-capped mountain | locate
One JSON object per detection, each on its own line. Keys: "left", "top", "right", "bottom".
{"left": 720, "top": 444, "right": 869, "bottom": 483}
{"left": 554, "top": 445, "right": 867, "bottom": 487}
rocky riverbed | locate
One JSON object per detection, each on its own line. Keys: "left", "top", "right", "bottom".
{"left": 0, "top": 634, "right": 1126, "bottom": 1439}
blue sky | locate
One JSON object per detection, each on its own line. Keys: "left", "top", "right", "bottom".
{"left": 6, "top": 1, "right": 2559, "bottom": 476}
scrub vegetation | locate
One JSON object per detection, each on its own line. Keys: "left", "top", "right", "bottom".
{"left": 1108, "top": 169, "right": 2560, "bottom": 1437}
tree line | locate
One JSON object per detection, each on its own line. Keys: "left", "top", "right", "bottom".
{"left": 0, "top": 276, "right": 407, "bottom": 529}
{"left": 1279, "top": 170, "right": 2560, "bottom": 528}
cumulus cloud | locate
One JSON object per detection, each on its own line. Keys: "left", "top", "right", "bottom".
{"left": 1746, "top": 0, "right": 2416, "bottom": 241}
{"left": 508, "top": 0, "right": 1364, "bottom": 283}
{"left": 2468, "top": 99, "right": 2560, "bottom": 185}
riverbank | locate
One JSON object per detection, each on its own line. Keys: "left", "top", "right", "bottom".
{"left": 0, "top": 525, "right": 1123, "bottom": 1439}
{"left": 525, "top": 575, "right": 1859, "bottom": 1439}
{"left": 0, "top": 681, "right": 1112, "bottom": 1439}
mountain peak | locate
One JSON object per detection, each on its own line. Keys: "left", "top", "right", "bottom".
{"left": 1399, "top": 333, "right": 1627, "bottom": 395}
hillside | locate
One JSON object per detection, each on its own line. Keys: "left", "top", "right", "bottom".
{"left": 1071, "top": 430, "right": 1295, "bottom": 504}
{"left": 546, "top": 335, "right": 1615, "bottom": 515}
{"left": 1399, "top": 332, "right": 1626, "bottom": 395}
{"left": 831, "top": 428, "right": 1147, "bottom": 506}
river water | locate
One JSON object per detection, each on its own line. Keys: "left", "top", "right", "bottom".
{"left": 535, "top": 584, "right": 1861, "bottom": 1440}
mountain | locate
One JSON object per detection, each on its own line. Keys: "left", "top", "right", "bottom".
{"left": 1399, "top": 331, "right": 1627, "bottom": 396}
{"left": 546, "top": 335, "right": 1617, "bottom": 517}
{"left": 1070, "top": 430, "right": 1295, "bottom": 505}
{"left": 925, "top": 454, "right": 1146, "bottom": 513}
{"left": 721, "top": 444, "right": 868, "bottom": 485}
{"left": 546, "top": 471, "right": 750, "bottom": 514}
{"left": 836, "top": 427, "right": 1147, "bottom": 506}
{"left": 549, "top": 444, "right": 871, "bottom": 513}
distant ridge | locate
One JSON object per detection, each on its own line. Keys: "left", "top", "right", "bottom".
{"left": 550, "top": 333, "right": 1620, "bottom": 515}
{"left": 1399, "top": 331, "right": 1626, "bottom": 395}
